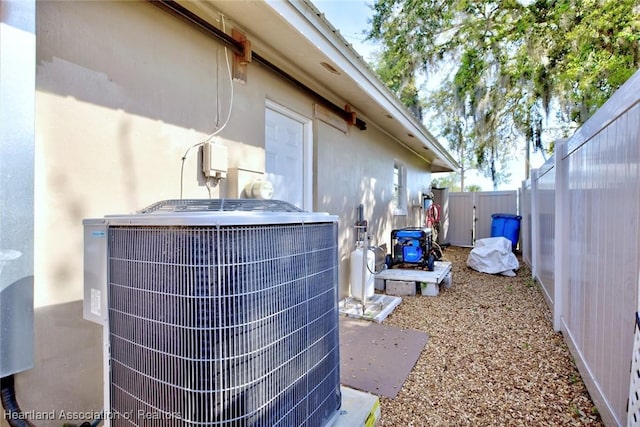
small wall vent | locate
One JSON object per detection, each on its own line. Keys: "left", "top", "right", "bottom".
{"left": 83, "top": 199, "right": 341, "bottom": 426}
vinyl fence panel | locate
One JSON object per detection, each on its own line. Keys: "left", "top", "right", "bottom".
{"left": 530, "top": 70, "right": 640, "bottom": 426}
{"left": 532, "top": 162, "right": 555, "bottom": 310}
{"left": 474, "top": 191, "right": 518, "bottom": 241}
{"left": 561, "top": 104, "right": 640, "bottom": 426}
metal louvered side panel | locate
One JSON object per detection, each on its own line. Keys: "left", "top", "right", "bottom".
{"left": 107, "top": 223, "right": 340, "bottom": 426}
{"left": 302, "top": 223, "right": 341, "bottom": 427}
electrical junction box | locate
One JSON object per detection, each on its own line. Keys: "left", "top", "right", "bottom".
{"left": 422, "top": 194, "right": 433, "bottom": 210}
{"left": 202, "top": 142, "right": 228, "bottom": 178}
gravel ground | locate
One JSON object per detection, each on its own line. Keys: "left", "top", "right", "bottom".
{"left": 377, "top": 246, "right": 603, "bottom": 426}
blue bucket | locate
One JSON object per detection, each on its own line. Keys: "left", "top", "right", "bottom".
{"left": 490, "top": 213, "right": 522, "bottom": 249}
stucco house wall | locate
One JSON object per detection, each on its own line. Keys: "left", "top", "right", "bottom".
{"left": 316, "top": 123, "right": 429, "bottom": 294}
{"left": 1, "top": 1, "right": 456, "bottom": 424}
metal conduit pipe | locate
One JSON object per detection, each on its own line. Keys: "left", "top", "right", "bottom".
{"left": 150, "top": 0, "right": 367, "bottom": 130}
{"left": 152, "top": 0, "right": 245, "bottom": 55}
{"left": 251, "top": 51, "right": 367, "bottom": 130}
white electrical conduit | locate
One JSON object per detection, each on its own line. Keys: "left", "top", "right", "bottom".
{"left": 361, "top": 235, "right": 369, "bottom": 315}
{"left": 179, "top": 13, "right": 234, "bottom": 199}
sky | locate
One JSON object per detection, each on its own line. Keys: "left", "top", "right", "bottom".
{"left": 313, "top": 0, "right": 378, "bottom": 61}
{"left": 312, "top": 0, "right": 547, "bottom": 191}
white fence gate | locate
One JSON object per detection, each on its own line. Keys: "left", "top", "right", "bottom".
{"left": 447, "top": 191, "right": 518, "bottom": 247}
{"left": 448, "top": 192, "right": 474, "bottom": 246}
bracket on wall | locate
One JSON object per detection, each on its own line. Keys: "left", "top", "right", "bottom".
{"left": 344, "top": 104, "right": 357, "bottom": 126}
{"left": 232, "top": 29, "right": 251, "bottom": 84}
{"left": 315, "top": 104, "right": 348, "bottom": 133}
{"left": 150, "top": 0, "right": 368, "bottom": 130}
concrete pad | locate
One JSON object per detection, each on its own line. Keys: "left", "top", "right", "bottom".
{"left": 338, "top": 294, "right": 402, "bottom": 323}
{"left": 330, "top": 386, "right": 380, "bottom": 427}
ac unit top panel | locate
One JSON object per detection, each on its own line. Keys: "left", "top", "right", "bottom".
{"left": 140, "top": 199, "right": 303, "bottom": 214}
{"left": 83, "top": 199, "right": 338, "bottom": 227}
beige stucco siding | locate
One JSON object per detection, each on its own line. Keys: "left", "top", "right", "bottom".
{"left": 35, "top": 1, "right": 294, "bottom": 307}
{"left": 316, "top": 122, "right": 430, "bottom": 298}
{"left": 34, "top": 0, "right": 431, "bottom": 308}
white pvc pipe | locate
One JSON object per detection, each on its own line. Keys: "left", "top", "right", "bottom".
{"left": 361, "top": 236, "right": 368, "bottom": 314}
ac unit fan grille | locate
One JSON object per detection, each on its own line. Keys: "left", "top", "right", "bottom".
{"left": 107, "top": 223, "right": 340, "bottom": 426}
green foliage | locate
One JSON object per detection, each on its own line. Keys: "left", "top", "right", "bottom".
{"left": 367, "top": 0, "right": 640, "bottom": 188}
{"left": 431, "top": 173, "right": 461, "bottom": 191}
{"left": 431, "top": 174, "right": 484, "bottom": 192}
{"left": 552, "top": 0, "right": 640, "bottom": 122}
{"left": 525, "top": 276, "right": 537, "bottom": 288}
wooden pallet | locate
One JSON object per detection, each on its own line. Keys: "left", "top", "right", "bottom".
{"left": 376, "top": 261, "right": 452, "bottom": 285}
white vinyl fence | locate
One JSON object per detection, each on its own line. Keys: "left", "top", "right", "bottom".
{"left": 526, "top": 70, "right": 640, "bottom": 426}
{"left": 531, "top": 160, "right": 556, "bottom": 311}
{"left": 519, "top": 180, "right": 532, "bottom": 266}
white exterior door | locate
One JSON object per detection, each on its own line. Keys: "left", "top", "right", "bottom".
{"left": 265, "top": 101, "right": 311, "bottom": 210}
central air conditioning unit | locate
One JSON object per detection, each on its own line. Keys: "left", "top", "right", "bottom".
{"left": 83, "top": 199, "right": 341, "bottom": 426}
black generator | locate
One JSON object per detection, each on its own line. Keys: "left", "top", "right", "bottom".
{"left": 390, "top": 228, "right": 435, "bottom": 270}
